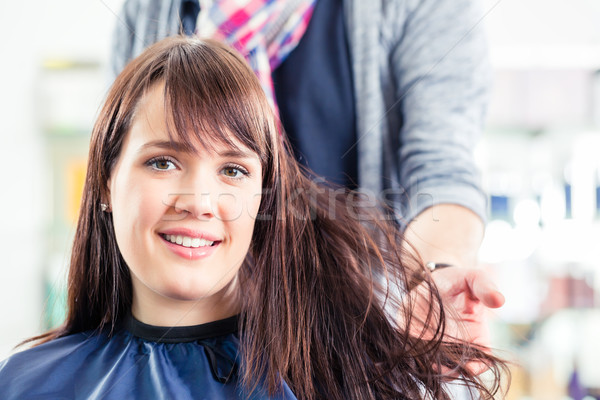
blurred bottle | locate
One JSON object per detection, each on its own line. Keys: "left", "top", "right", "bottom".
{"left": 568, "top": 361, "right": 588, "bottom": 400}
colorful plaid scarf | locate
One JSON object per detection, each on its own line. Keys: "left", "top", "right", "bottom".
{"left": 196, "top": 0, "right": 317, "bottom": 112}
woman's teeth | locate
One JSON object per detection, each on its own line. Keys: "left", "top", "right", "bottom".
{"left": 163, "top": 234, "right": 214, "bottom": 248}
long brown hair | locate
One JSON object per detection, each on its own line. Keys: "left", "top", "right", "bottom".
{"left": 29, "top": 36, "right": 507, "bottom": 399}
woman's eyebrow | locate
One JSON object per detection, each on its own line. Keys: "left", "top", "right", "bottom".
{"left": 139, "top": 140, "right": 257, "bottom": 159}
{"left": 138, "top": 140, "right": 191, "bottom": 153}
{"left": 217, "top": 149, "right": 258, "bottom": 160}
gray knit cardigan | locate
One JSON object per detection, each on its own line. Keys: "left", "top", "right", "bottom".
{"left": 111, "top": 0, "right": 491, "bottom": 226}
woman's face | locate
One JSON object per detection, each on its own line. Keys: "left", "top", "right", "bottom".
{"left": 108, "top": 83, "right": 263, "bottom": 325}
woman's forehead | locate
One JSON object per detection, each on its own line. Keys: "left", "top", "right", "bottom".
{"left": 128, "top": 83, "right": 260, "bottom": 159}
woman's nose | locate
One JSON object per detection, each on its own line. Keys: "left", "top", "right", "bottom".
{"left": 168, "top": 175, "right": 217, "bottom": 220}
{"left": 173, "top": 191, "right": 214, "bottom": 220}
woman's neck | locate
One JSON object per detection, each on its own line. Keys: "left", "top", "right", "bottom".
{"left": 130, "top": 278, "right": 241, "bottom": 327}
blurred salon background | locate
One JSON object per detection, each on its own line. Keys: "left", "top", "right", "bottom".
{"left": 1, "top": 1, "right": 599, "bottom": 398}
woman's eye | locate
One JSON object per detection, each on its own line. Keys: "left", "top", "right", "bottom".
{"left": 222, "top": 166, "right": 248, "bottom": 179}
{"left": 147, "top": 158, "right": 176, "bottom": 171}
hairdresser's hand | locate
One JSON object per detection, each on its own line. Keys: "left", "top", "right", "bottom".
{"left": 434, "top": 266, "right": 504, "bottom": 376}
{"left": 405, "top": 266, "right": 504, "bottom": 376}
{"left": 432, "top": 266, "right": 504, "bottom": 346}
{"left": 403, "top": 205, "right": 503, "bottom": 374}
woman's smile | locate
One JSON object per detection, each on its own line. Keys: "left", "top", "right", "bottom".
{"left": 158, "top": 229, "right": 222, "bottom": 260}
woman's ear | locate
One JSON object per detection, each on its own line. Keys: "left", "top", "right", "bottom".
{"left": 101, "top": 181, "right": 112, "bottom": 213}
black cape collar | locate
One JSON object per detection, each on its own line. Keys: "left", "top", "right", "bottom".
{"left": 124, "top": 313, "right": 239, "bottom": 343}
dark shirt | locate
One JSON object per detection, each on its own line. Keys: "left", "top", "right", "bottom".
{"left": 273, "top": 0, "right": 357, "bottom": 188}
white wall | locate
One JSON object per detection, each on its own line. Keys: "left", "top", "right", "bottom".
{"left": 0, "top": 0, "right": 124, "bottom": 358}
{"left": 484, "top": 0, "right": 600, "bottom": 69}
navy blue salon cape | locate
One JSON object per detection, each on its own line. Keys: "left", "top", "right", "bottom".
{"left": 0, "top": 315, "right": 296, "bottom": 399}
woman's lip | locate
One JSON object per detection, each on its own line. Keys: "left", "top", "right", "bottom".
{"left": 159, "top": 228, "right": 221, "bottom": 242}
{"left": 159, "top": 234, "right": 220, "bottom": 260}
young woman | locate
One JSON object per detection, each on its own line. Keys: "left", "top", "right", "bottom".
{"left": 0, "top": 37, "right": 507, "bottom": 399}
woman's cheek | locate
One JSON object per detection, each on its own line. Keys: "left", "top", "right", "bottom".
{"left": 248, "top": 192, "right": 262, "bottom": 219}
{"left": 146, "top": 180, "right": 179, "bottom": 215}
{"left": 214, "top": 192, "right": 239, "bottom": 222}
{"left": 218, "top": 191, "right": 261, "bottom": 224}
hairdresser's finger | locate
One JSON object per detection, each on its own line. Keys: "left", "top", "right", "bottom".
{"left": 436, "top": 359, "right": 490, "bottom": 378}
{"left": 468, "top": 269, "right": 505, "bottom": 309}
{"left": 461, "top": 315, "right": 490, "bottom": 344}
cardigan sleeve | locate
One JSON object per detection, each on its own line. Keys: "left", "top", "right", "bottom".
{"left": 110, "top": 0, "right": 142, "bottom": 79}
{"left": 109, "top": 0, "right": 182, "bottom": 80}
{"left": 388, "top": 0, "right": 491, "bottom": 224}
